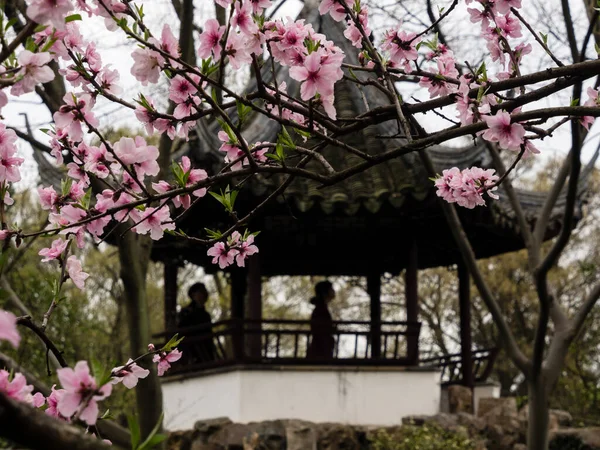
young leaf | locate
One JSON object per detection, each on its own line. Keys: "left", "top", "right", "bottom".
{"left": 127, "top": 415, "right": 142, "bottom": 450}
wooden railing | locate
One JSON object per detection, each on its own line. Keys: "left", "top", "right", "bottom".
{"left": 419, "top": 348, "right": 499, "bottom": 386}
{"left": 155, "top": 319, "right": 422, "bottom": 375}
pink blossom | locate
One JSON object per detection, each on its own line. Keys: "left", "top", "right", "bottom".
{"left": 31, "top": 392, "right": 46, "bottom": 408}
{"left": 26, "top": 0, "right": 74, "bottom": 30}
{"left": 54, "top": 93, "right": 97, "bottom": 142}
{"left": 153, "top": 349, "right": 182, "bottom": 376}
{"left": 57, "top": 361, "right": 112, "bottom": 425}
{"left": 111, "top": 359, "right": 150, "bottom": 389}
{"left": 419, "top": 56, "right": 459, "bottom": 98}
{"left": 169, "top": 75, "right": 198, "bottom": 103}
{"left": 482, "top": 111, "right": 525, "bottom": 151}
{"left": 231, "top": 232, "right": 259, "bottom": 267}
{"left": 131, "top": 48, "right": 163, "bottom": 85}
{"left": 198, "top": 19, "right": 225, "bottom": 59}
{"left": 113, "top": 136, "right": 160, "bottom": 180}
{"left": 12, "top": 51, "right": 55, "bottom": 96}
{"left": 156, "top": 24, "right": 180, "bottom": 59}
{"left": 207, "top": 242, "right": 239, "bottom": 269}
{"left": 289, "top": 51, "right": 339, "bottom": 101}
{"left": 434, "top": 167, "right": 499, "bottom": 209}
{"left": 0, "top": 371, "right": 33, "bottom": 401}
{"left": 494, "top": 0, "right": 522, "bottom": 15}
{"left": 46, "top": 386, "right": 68, "bottom": 420}
{"left": 0, "top": 127, "right": 24, "bottom": 183}
{"left": 248, "top": 0, "right": 272, "bottom": 14}
{"left": 495, "top": 13, "right": 522, "bottom": 39}
{"left": 344, "top": 21, "right": 363, "bottom": 48}
{"left": 225, "top": 33, "right": 252, "bottom": 70}
{"left": 39, "top": 238, "right": 69, "bottom": 262}
{"left": 133, "top": 206, "right": 176, "bottom": 240}
{"left": 38, "top": 187, "right": 60, "bottom": 213}
{"left": 319, "top": 0, "right": 352, "bottom": 21}
{"left": 382, "top": 28, "right": 420, "bottom": 68}
{"left": 66, "top": 255, "right": 89, "bottom": 290}
{"left": 232, "top": 1, "right": 258, "bottom": 36}
{"left": 0, "top": 310, "right": 20, "bottom": 348}
{"left": 215, "top": 0, "right": 233, "bottom": 7}
{"left": 581, "top": 87, "right": 599, "bottom": 130}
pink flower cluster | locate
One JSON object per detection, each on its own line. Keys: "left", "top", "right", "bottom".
{"left": 207, "top": 231, "right": 259, "bottom": 269}
{"left": 435, "top": 167, "right": 499, "bottom": 209}
{"left": 149, "top": 344, "right": 183, "bottom": 377}
{"left": 0, "top": 310, "right": 20, "bottom": 348}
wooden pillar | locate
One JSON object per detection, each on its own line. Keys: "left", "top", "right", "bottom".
{"left": 367, "top": 273, "right": 382, "bottom": 359}
{"left": 164, "top": 261, "right": 178, "bottom": 331}
{"left": 245, "top": 256, "right": 262, "bottom": 358}
{"left": 458, "top": 263, "right": 474, "bottom": 389}
{"left": 405, "top": 241, "right": 419, "bottom": 364}
{"left": 230, "top": 268, "right": 247, "bottom": 360}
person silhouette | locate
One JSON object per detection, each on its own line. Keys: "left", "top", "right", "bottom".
{"left": 178, "top": 283, "right": 215, "bottom": 363}
{"left": 307, "top": 281, "right": 336, "bottom": 360}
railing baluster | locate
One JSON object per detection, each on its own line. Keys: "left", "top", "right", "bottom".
{"left": 275, "top": 331, "right": 281, "bottom": 358}
{"left": 382, "top": 334, "right": 388, "bottom": 359}
{"left": 293, "top": 333, "right": 299, "bottom": 358}
{"left": 263, "top": 331, "right": 269, "bottom": 358}
{"left": 393, "top": 334, "right": 399, "bottom": 359}
{"left": 353, "top": 333, "right": 359, "bottom": 358}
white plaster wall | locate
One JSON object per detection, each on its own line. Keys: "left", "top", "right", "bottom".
{"left": 163, "top": 370, "right": 242, "bottom": 430}
{"left": 162, "top": 368, "right": 441, "bottom": 430}
{"left": 474, "top": 383, "right": 501, "bottom": 415}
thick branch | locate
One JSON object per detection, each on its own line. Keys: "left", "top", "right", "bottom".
{"left": 0, "top": 393, "right": 120, "bottom": 450}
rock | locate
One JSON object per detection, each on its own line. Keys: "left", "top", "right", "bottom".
{"left": 316, "top": 423, "right": 363, "bottom": 450}
{"left": 448, "top": 385, "right": 473, "bottom": 414}
{"left": 191, "top": 444, "right": 226, "bottom": 450}
{"left": 477, "top": 398, "right": 518, "bottom": 418}
{"left": 550, "top": 428, "right": 600, "bottom": 449}
{"left": 245, "top": 421, "right": 286, "bottom": 450}
{"left": 550, "top": 409, "right": 573, "bottom": 428}
{"left": 208, "top": 423, "right": 251, "bottom": 449}
{"left": 194, "top": 418, "right": 234, "bottom": 444}
{"left": 167, "top": 430, "right": 195, "bottom": 450}
{"left": 284, "top": 420, "right": 317, "bottom": 450}
{"left": 513, "top": 445, "right": 527, "bottom": 450}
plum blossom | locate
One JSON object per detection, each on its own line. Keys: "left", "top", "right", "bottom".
{"left": 39, "top": 238, "right": 69, "bottom": 262}
{"left": 198, "top": 19, "right": 225, "bottom": 59}
{"left": 12, "top": 51, "right": 55, "bottom": 96}
{"left": 131, "top": 48, "right": 164, "bottom": 85}
{"left": 66, "top": 255, "right": 89, "bottom": 289}
{"left": 57, "top": 361, "right": 112, "bottom": 425}
{"left": 231, "top": 231, "right": 259, "bottom": 267}
{"left": 111, "top": 360, "right": 150, "bottom": 389}
{"left": 482, "top": 111, "right": 526, "bottom": 151}
{"left": 0, "top": 371, "right": 33, "bottom": 401}
{"left": 46, "top": 386, "right": 68, "bottom": 420}
{"left": 381, "top": 27, "right": 420, "bottom": 70}
{"left": 581, "top": 87, "right": 599, "bottom": 130}
{"left": 419, "top": 55, "right": 459, "bottom": 98}
{"left": 54, "top": 93, "right": 97, "bottom": 142}
{"left": 434, "top": 167, "right": 499, "bottom": 209}
{"left": 494, "top": 0, "right": 522, "bottom": 14}
{"left": 319, "top": 0, "right": 352, "bottom": 21}
{"left": 289, "top": 51, "right": 339, "bottom": 101}
{"left": 153, "top": 349, "right": 182, "bottom": 376}
{"left": 26, "top": 0, "right": 74, "bottom": 30}
{"left": 113, "top": 136, "right": 160, "bottom": 180}
{"left": 0, "top": 126, "right": 24, "bottom": 183}
{"left": 208, "top": 242, "right": 239, "bottom": 269}
{"left": 232, "top": 1, "right": 259, "bottom": 36}
{"left": 133, "top": 206, "right": 176, "bottom": 240}
{"left": 225, "top": 33, "right": 253, "bottom": 70}
{"left": 0, "top": 310, "right": 20, "bottom": 348}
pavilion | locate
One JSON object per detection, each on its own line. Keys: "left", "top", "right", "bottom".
{"left": 151, "top": 3, "right": 591, "bottom": 430}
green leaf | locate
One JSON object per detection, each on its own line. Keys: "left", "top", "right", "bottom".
{"left": 33, "top": 24, "right": 49, "bottom": 33}
{"left": 137, "top": 413, "right": 166, "bottom": 450}
{"left": 127, "top": 415, "right": 142, "bottom": 450}
{"left": 204, "top": 228, "right": 222, "bottom": 239}
{"left": 161, "top": 334, "right": 184, "bottom": 352}
{"left": 4, "top": 17, "right": 17, "bottom": 32}
{"left": 539, "top": 32, "right": 548, "bottom": 46}
{"left": 65, "top": 14, "right": 82, "bottom": 23}
{"left": 279, "top": 125, "right": 296, "bottom": 149}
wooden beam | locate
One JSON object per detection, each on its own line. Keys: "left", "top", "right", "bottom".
{"left": 367, "top": 273, "right": 382, "bottom": 359}
{"left": 164, "top": 261, "right": 178, "bottom": 331}
{"left": 458, "top": 263, "right": 474, "bottom": 389}
{"left": 245, "top": 256, "right": 262, "bottom": 358}
{"left": 405, "top": 241, "right": 419, "bottom": 363}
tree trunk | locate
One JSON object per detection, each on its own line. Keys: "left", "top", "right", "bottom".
{"left": 527, "top": 378, "right": 550, "bottom": 450}
{"left": 118, "top": 232, "right": 163, "bottom": 441}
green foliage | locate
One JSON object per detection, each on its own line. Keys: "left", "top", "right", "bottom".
{"left": 370, "top": 424, "right": 476, "bottom": 450}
